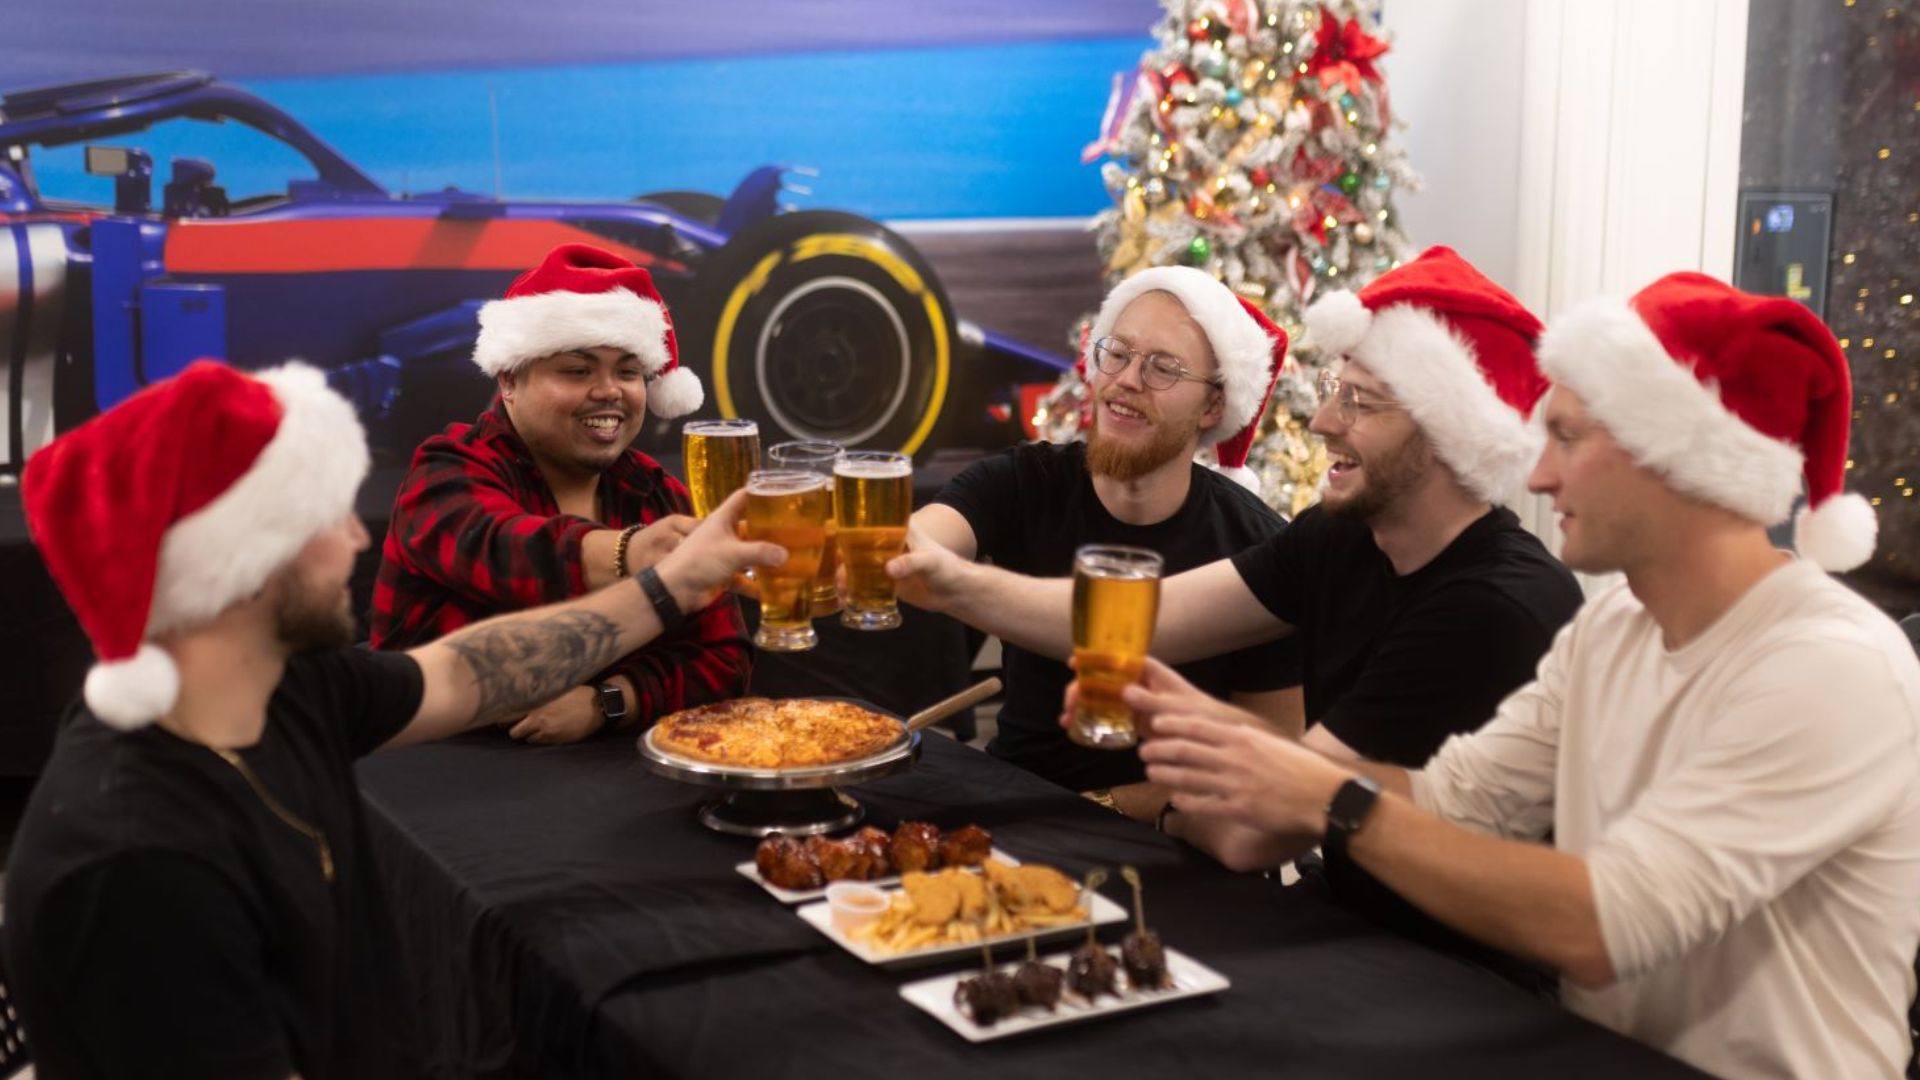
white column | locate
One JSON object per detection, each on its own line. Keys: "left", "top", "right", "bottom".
{"left": 1509, "top": 0, "right": 1749, "bottom": 574}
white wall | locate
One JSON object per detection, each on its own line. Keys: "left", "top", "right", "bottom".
{"left": 1382, "top": 0, "right": 1747, "bottom": 313}
{"left": 1379, "top": 0, "right": 1531, "bottom": 295}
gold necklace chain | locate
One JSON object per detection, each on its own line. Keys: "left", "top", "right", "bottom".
{"left": 211, "top": 748, "right": 335, "bottom": 884}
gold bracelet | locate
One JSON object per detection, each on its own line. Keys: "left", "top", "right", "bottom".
{"left": 1082, "top": 788, "right": 1120, "bottom": 813}
{"left": 612, "top": 523, "right": 644, "bottom": 579}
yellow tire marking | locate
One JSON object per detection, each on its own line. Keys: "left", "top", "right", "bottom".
{"left": 713, "top": 250, "right": 785, "bottom": 418}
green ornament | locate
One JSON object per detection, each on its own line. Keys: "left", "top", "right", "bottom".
{"left": 1187, "top": 236, "right": 1214, "bottom": 263}
{"left": 1338, "top": 171, "right": 1361, "bottom": 195}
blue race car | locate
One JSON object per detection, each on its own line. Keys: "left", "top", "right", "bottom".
{"left": 0, "top": 71, "right": 1070, "bottom": 475}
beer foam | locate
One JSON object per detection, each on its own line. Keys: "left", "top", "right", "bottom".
{"left": 833, "top": 458, "right": 912, "bottom": 479}
{"left": 1079, "top": 560, "right": 1159, "bottom": 580}
{"left": 748, "top": 470, "right": 829, "bottom": 494}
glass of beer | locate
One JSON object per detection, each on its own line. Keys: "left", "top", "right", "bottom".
{"left": 768, "top": 440, "right": 845, "bottom": 613}
{"left": 833, "top": 450, "right": 913, "bottom": 631}
{"left": 1069, "top": 544, "right": 1164, "bottom": 749}
{"left": 682, "top": 419, "right": 761, "bottom": 517}
{"left": 742, "top": 469, "right": 831, "bottom": 651}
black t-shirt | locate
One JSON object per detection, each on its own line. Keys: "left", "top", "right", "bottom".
{"left": 1231, "top": 503, "right": 1581, "bottom": 765}
{"left": 2, "top": 647, "right": 427, "bottom": 1080}
{"left": 935, "top": 440, "right": 1300, "bottom": 791}
{"left": 1232, "top": 503, "right": 1582, "bottom": 967}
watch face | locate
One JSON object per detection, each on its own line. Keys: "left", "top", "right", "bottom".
{"left": 1328, "top": 777, "right": 1380, "bottom": 834}
{"left": 596, "top": 684, "right": 626, "bottom": 721}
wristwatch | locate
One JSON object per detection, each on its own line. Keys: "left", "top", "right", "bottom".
{"left": 594, "top": 682, "right": 629, "bottom": 732}
{"left": 1323, "top": 775, "right": 1381, "bottom": 849}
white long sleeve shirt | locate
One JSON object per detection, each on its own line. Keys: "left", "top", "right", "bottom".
{"left": 1412, "top": 560, "right": 1920, "bottom": 1079}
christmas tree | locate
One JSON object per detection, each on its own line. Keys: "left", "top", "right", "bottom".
{"left": 1059, "top": 0, "right": 1420, "bottom": 514}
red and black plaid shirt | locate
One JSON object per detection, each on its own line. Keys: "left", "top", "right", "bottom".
{"left": 370, "top": 398, "right": 750, "bottom": 722}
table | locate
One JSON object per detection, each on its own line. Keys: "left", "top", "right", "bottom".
{"left": 356, "top": 730, "right": 1705, "bottom": 1080}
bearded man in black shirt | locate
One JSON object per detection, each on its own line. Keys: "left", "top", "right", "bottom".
{"left": 916, "top": 267, "right": 1300, "bottom": 818}
{"left": 892, "top": 248, "right": 1582, "bottom": 969}
{"left": 3, "top": 361, "right": 784, "bottom": 1080}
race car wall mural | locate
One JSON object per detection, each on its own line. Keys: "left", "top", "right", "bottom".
{"left": 0, "top": 71, "right": 1074, "bottom": 475}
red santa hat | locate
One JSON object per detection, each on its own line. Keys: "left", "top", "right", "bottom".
{"left": 1083, "top": 266, "right": 1289, "bottom": 491}
{"left": 1538, "top": 272, "right": 1875, "bottom": 572}
{"left": 21, "top": 361, "right": 369, "bottom": 729}
{"left": 473, "top": 242, "right": 704, "bottom": 420}
{"left": 1303, "top": 246, "right": 1548, "bottom": 504}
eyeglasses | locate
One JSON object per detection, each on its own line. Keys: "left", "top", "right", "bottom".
{"left": 1315, "top": 369, "right": 1405, "bottom": 424}
{"left": 1091, "top": 337, "right": 1223, "bottom": 392}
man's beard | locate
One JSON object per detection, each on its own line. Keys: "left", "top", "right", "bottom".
{"left": 1085, "top": 406, "right": 1193, "bottom": 482}
{"left": 273, "top": 568, "right": 357, "bottom": 652}
{"left": 1323, "top": 428, "right": 1432, "bottom": 522}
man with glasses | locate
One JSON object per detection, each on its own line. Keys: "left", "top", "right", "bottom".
{"left": 911, "top": 266, "right": 1301, "bottom": 818}
{"left": 371, "top": 244, "right": 749, "bottom": 744}
{"left": 894, "top": 248, "right": 1581, "bottom": 972}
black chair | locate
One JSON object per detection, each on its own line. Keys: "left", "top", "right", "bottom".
{"left": 0, "top": 930, "right": 28, "bottom": 1080}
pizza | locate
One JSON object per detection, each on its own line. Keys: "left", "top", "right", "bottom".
{"left": 650, "top": 698, "right": 904, "bottom": 769}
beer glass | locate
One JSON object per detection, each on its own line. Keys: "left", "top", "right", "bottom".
{"left": 768, "top": 440, "right": 844, "bottom": 613}
{"left": 833, "top": 451, "right": 913, "bottom": 631}
{"left": 742, "top": 469, "right": 831, "bottom": 652}
{"left": 682, "top": 419, "right": 760, "bottom": 518}
{"left": 1069, "top": 545, "right": 1164, "bottom": 749}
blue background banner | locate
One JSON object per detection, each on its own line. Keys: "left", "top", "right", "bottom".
{"left": 7, "top": 1, "right": 1160, "bottom": 220}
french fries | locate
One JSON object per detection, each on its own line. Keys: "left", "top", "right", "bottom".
{"left": 846, "top": 859, "right": 1090, "bottom": 955}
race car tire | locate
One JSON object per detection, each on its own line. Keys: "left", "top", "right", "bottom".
{"left": 686, "top": 210, "right": 955, "bottom": 456}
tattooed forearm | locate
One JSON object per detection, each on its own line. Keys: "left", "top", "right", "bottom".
{"left": 442, "top": 610, "right": 625, "bottom": 725}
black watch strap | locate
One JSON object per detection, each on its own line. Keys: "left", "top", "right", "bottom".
{"left": 1324, "top": 776, "right": 1382, "bottom": 849}
{"left": 594, "top": 681, "right": 629, "bottom": 731}
{"left": 637, "top": 566, "right": 687, "bottom": 632}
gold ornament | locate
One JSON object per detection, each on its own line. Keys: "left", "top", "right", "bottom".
{"left": 1352, "top": 222, "right": 1374, "bottom": 244}
{"left": 1255, "top": 412, "right": 1332, "bottom": 518}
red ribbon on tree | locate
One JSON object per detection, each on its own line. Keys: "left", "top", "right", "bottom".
{"left": 1303, "top": 5, "right": 1389, "bottom": 95}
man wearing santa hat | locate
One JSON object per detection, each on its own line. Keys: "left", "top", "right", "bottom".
{"left": 371, "top": 243, "right": 749, "bottom": 744}
{"left": 1136, "top": 272, "right": 1920, "bottom": 1078}
{"left": 2, "top": 360, "right": 785, "bottom": 1079}
{"left": 912, "top": 266, "right": 1303, "bottom": 819}
{"left": 894, "top": 248, "right": 1581, "bottom": 973}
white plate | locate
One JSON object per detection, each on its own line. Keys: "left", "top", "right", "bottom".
{"left": 796, "top": 887, "right": 1128, "bottom": 968}
{"left": 898, "top": 947, "right": 1230, "bottom": 1042}
{"left": 735, "top": 848, "right": 1020, "bottom": 904}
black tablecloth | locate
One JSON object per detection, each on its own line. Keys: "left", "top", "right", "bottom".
{"left": 356, "top": 731, "right": 1705, "bottom": 1080}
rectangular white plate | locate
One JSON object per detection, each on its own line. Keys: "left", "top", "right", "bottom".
{"left": 796, "top": 888, "right": 1127, "bottom": 968}
{"left": 735, "top": 848, "right": 1019, "bottom": 904}
{"left": 898, "top": 947, "right": 1230, "bottom": 1042}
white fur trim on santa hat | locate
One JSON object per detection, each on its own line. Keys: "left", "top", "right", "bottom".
{"left": 1795, "top": 491, "right": 1877, "bottom": 572}
{"left": 646, "top": 364, "right": 704, "bottom": 420}
{"left": 1315, "top": 299, "right": 1542, "bottom": 505}
{"left": 1213, "top": 463, "right": 1261, "bottom": 493}
{"left": 146, "top": 363, "right": 369, "bottom": 641}
{"left": 473, "top": 288, "right": 673, "bottom": 378}
{"left": 84, "top": 643, "right": 181, "bottom": 730}
{"left": 1538, "top": 299, "right": 1804, "bottom": 525}
{"left": 1087, "top": 267, "right": 1277, "bottom": 448}
{"left": 1301, "top": 289, "right": 1372, "bottom": 356}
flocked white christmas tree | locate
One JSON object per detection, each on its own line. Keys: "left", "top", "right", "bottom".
{"left": 1046, "top": 0, "right": 1421, "bottom": 514}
